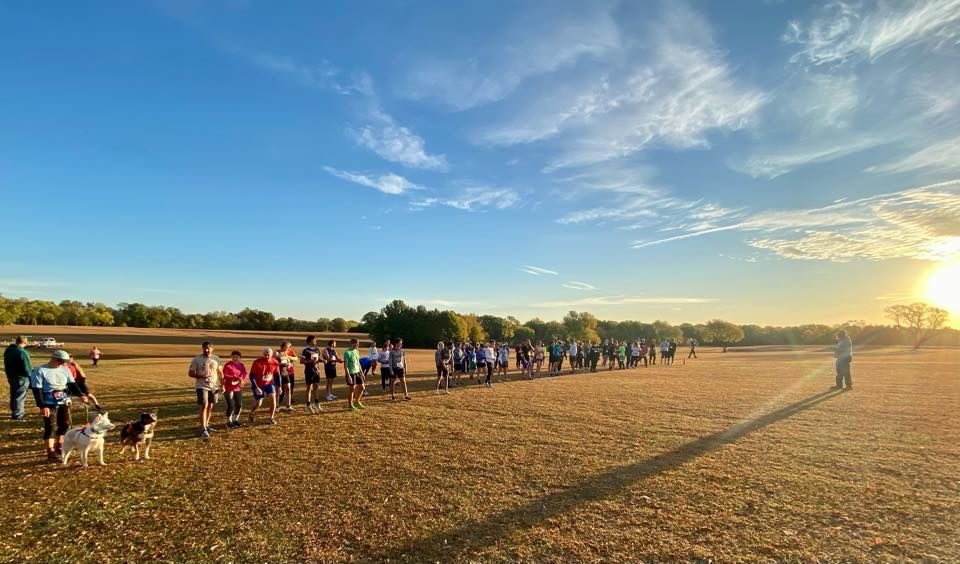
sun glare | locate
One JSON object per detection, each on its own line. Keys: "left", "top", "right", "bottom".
{"left": 925, "top": 261, "right": 960, "bottom": 316}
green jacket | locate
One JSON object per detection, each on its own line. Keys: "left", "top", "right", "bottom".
{"left": 3, "top": 344, "right": 32, "bottom": 380}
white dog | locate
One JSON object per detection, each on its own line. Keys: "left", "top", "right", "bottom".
{"left": 62, "top": 411, "right": 116, "bottom": 467}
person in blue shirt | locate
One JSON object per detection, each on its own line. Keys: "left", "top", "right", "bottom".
{"left": 31, "top": 350, "right": 87, "bottom": 461}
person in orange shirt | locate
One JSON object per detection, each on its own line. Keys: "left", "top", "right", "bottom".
{"left": 248, "top": 347, "right": 280, "bottom": 425}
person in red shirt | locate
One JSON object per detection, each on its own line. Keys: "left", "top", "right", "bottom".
{"left": 66, "top": 358, "right": 102, "bottom": 412}
{"left": 222, "top": 351, "right": 248, "bottom": 428}
{"left": 248, "top": 347, "right": 280, "bottom": 425}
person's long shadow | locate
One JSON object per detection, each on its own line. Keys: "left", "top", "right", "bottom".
{"left": 376, "top": 389, "right": 843, "bottom": 561}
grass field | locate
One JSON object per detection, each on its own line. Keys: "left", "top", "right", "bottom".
{"left": 1, "top": 327, "right": 959, "bottom": 562}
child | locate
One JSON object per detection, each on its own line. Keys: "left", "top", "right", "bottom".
{"left": 389, "top": 338, "right": 412, "bottom": 401}
{"left": 249, "top": 347, "right": 279, "bottom": 425}
{"left": 322, "top": 340, "right": 342, "bottom": 401}
{"left": 222, "top": 351, "right": 247, "bottom": 428}
{"left": 65, "top": 358, "right": 103, "bottom": 412}
{"left": 343, "top": 338, "right": 365, "bottom": 411}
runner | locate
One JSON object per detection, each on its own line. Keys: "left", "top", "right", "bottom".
{"left": 688, "top": 338, "right": 698, "bottom": 359}
{"left": 660, "top": 339, "right": 670, "bottom": 366}
{"left": 630, "top": 341, "right": 641, "bottom": 368}
{"left": 249, "top": 347, "right": 280, "bottom": 425}
{"left": 568, "top": 339, "right": 579, "bottom": 374}
{"left": 301, "top": 336, "right": 323, "bottom": 414}
{"left": 31, "top": 350, "right": 86, "bottom": 460}
{"left": 378, "top": 341, "right": 392, "bottom": 392}
{"left": 617, "top": 340, "right": 627, "bottom": 370}
{"left": 88, "top": 346, "right": 101, "bottom": 367}
{"left": 483, "top": 341, "right": 496, "bottom": 388}
{"left": 389, "top": 338, "right": 412, "bottom": 401}
{"left": 65, "top": 357, "right": 102, "bottom": 412}
{"left": 497, "top": 342, "right": 510, "bottom": 382}
{"left": 648, "top": 340, "right": 657, "bottom": 365}
{"left": 368, "top": 341, "right": 379, "bottom": 380}
{"left": 521, "top": 339, "right": 534, "bottom": 379}
{"left": 534, "top": 341, "right": 545, "bottom": 375}
{"left": 514, "top": 343, "right": 523, "bottom": 369}
{"left": 277, "top": 341, "right": 297, "bottom": 412}
{"left": 668, "top": 339, "right": 677, "bottom": 364}
{"left": 452, "top": 342, "right": 465, "bottom": 386}
{"left": 222, "top": 351, "right": 247, "bottom": 428}
{"left": 548, "top": 339, "right": 562, "bottom": 375}
{"left": 639, "top": 339, "right": 648, "bottom": 367}
{"left": 322, "top": 340, "right": 342, "bottom": 401}
{"left": 474, "top": 343, "right": 486, "bottom": 383}
{"left": 589, "top": 341, "right": 601, "bottom": 372}
{"left": 343, "top": 339, "right": 366, "bottom": 411}
{"left": 188, "top": 341, "right": 223, "bottom": 439}
{"left": 434, "top": 341, "right": 451, "bottom": 394}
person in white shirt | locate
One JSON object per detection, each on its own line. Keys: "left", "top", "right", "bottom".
{"left": 567, "top": 341, "right": 579, "bottom": 373}
{"left": 368, "top": 343, "right": 379, "bottom": 380}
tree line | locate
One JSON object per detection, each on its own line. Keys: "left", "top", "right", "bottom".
{"left": 2, "top": 295, "right": 955, "bottom": 349}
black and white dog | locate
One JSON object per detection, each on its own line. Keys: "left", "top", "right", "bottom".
{"left": 120, "top": 412, "right": 158, "bottom": 461}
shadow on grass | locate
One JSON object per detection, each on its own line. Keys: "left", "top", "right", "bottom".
{"left": 375, "top": 389, "right": 844, "bottom": 561}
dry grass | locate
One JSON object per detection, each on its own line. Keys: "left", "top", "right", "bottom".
{"left": 1, "top": 329, "right": 958, "bottom": 562}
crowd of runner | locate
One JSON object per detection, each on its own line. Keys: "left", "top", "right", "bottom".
{"left": 5, "top": 330, "right": 854, "bottom": 454}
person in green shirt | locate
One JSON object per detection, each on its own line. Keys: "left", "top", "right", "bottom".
{"left": 343, "top": 339, "right": 365, "bottom": 412}
{"left": 4, "top": 336, "right": 33, "bottom": 421}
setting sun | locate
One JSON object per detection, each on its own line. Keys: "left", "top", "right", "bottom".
{"left": 926, "top": 261, "right": 960, "bottom": 317}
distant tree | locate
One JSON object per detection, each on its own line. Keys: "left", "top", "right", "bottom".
{"left": 0, "top": 295, "right": 20, "bottom": 326}
{"left": 563, "top": 310, "right": 600, "bottom": 342}
{"left": 513, "top": 326, "right": 535, "bottom": 343}
{"left": 702, "top": 319, "right": 745, "bottom": 352}
{"left": 651, "top": 320, "right": 683, "bottom": 342}
{"left": 331, "top": 317, "right": 349, "bottom": 332}
{"left": 461, "top": 314, "right": 487, "bottom": 342}
{"left": 884, "top": 303, "right": 949, "bottom": 349}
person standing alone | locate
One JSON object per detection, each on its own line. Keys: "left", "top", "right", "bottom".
{"left": 4, "top": 336, "right": 32, "bottom": 421}
{"left": 833, "top": 330, "right": 853, "bottom": 391}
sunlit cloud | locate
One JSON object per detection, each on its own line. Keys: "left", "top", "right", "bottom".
{"left": 561, "top": 281, "right": 597, "bottom": 290}
{"left": 323, "top": 166, "right": 419, "bottom": 195}
{"left": 531, "top": 295, "right": 715, "bottom": 308}
{"left": 519, "top": 265, "right": 559, "bottom": 276}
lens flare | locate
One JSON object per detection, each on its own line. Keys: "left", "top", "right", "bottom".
{"left": 925, "top": 261, "right": 960, "bottom": 316}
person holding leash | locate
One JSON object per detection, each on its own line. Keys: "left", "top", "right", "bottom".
{"left": 31, "top": 350, "right": 86, "bottom": 460}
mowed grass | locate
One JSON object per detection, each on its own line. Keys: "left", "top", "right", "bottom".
{"left": 1, "top": 333, "right": 958, "bottom": 562}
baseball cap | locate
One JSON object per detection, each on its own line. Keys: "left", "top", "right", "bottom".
{"left": 262, "top": 347, "right": 273, "bottom": 355}
{"left": 52, "top": 350, "right": 70, "bottom": 361}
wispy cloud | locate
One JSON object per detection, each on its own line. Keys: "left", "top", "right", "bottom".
{"left": 532, "top": 295, "right": 715, "bottom": 308}
{"left": 474, "top": 3, "right": 766, "bottom": 170}
{"left": 561, "top": 281, "right": 597, "bottom": 290}
{"left": 519, "top": 265, "right": 559, "bottom": 276}
{"left": 632, "top": 180, "right": 960, "bottom": 262}
{"left": 410, "top": 186, "right": 520, "bottom": 212}
{"left": 323, "top": 166, "right": 419, "bottom": 195}
{"left": 734, "top": 135, "right": 884, "bottom": 179}
{"left": 347, "top": 107, "right": 448, "bottom": 171}
{"left": 866, "top": 137, "right": 960, "bottom": 175}
{"left": 398, "top": 3, "right": 620, "bottom": 111}
{"left": 784, "top": 0, "right": 960, "bottom": 67}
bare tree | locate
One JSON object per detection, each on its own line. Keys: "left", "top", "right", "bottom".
{"left": 884, "top": 303, "right": 949, "bottom": 349}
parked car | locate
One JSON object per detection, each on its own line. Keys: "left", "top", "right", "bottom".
{"left": 37, "top": 337, "right": 63, "bottom": 349}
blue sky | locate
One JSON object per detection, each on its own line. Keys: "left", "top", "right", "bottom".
{"left": 2, "top": 0, "right": 959, "bottom": 326}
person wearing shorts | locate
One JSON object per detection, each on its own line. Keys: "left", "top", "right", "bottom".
{"left": 497, "top": 343, "right": 509, "bottom": 382}
{"left": 435, "top": 341, "right": 450, "bottom": 394}
{"left": 343, "top": 339, "right": 366, "bottom": 411}
{"left": 189, "top": 341, "right": 223, "bottom": 439}
{"left": 389, "top": 338, "right": 411, "bottom": 401}
{"left": 31, "top": 350, "right": 86, "bottom": 460}
{"left": 322, "top": 340, "right": 342, "bottom": 401}
{"left": 368, "top": 342, "right": 379, "bottom": 379}
{"left": 276, "top": 341, "right": 297, "bottom": 412}
{"left": 222, "top": 351, "right": 247, "bottom": 428}
{"left": 301, "top": 336, "right": 322, "bottom": 414}
{"left": 249, "top": 347, "right": 280, "bottom": 425}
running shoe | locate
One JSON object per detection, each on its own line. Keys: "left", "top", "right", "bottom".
{"left": 362, "top": 390, "right": 370, "bottom": 397}
{"left": 201, "top": 429, "right": 210, "bottom": 439}
{"left": 248, "top": 414, "right": 255, "bottom": 424}
{"left": 403, "top": 396, "right": 413, "bottom": 401}
{"left": 269, "top": 418, "right": 277, "bottom": 425}
{"left": 355, "top": 402, "right": 366, "bottom": 409}
{"left": 326, "top": 394, "right": 336, "bottom": 401}
{"left": 349, "top": 405, "right": 360, "bottom": 412}
{"left": 306, "top": 404, "right": 315, "bottom": 414}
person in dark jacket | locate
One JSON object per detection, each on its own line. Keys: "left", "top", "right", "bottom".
{"left": 4, "top": 336, "right": 32, "bottom": 421}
